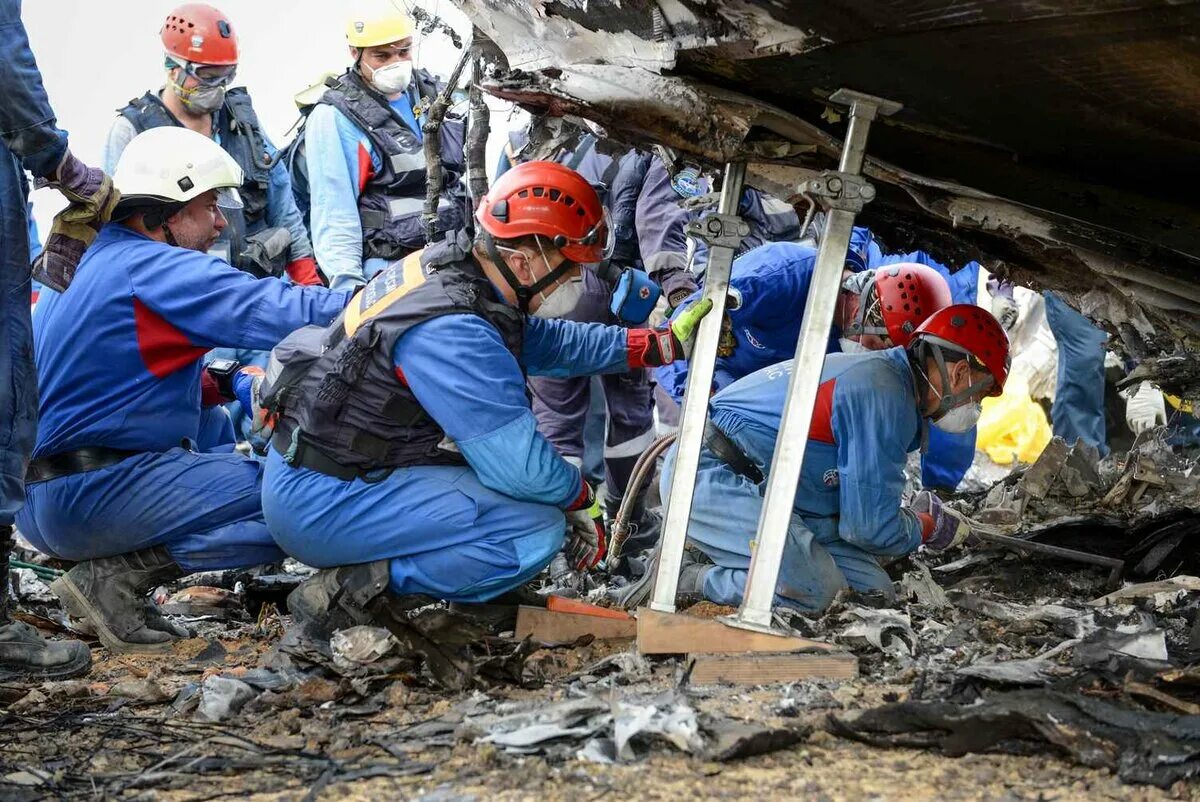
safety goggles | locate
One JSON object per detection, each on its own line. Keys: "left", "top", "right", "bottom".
{"left": 166, "top": 54, "right": 237, "bottom": 87}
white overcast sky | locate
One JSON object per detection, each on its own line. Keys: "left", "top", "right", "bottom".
{"left": 21, "top": 0, "right": 527, "bottom": 234}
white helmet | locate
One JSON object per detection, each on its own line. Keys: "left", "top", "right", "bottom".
{"left": 113, "top": 126, "right": 243, "bottom": 204}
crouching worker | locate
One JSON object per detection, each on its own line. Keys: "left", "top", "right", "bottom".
{"left": 656, "top": 305, "right": 1009, "bottom": 613}
{"left": 18, "top": 128, "right": 351, "bottom": 652}
{"left": 256, "top": 161, "right": 709, "bottom": 643}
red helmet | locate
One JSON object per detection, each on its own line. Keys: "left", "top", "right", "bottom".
{"left": 476, "top": 161, "right": 611, "bottom": 264}
{"left": 911, "top": 304, "right": 1010, "bottom": 396}
{"left": 161, "top": 4, "right": 238, "bottom": 66}
{"left": 873, "top": 264, "right": 953, "bottom": 347}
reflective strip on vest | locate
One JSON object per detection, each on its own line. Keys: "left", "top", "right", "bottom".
{"left": 389, "top": 151, "right": 427, "bottom": 174}
{"left": 343, "top": 252, "right": 426, "bottom": 336}
{"left": 386, "top": 195, "right": 453, "bottom": 218}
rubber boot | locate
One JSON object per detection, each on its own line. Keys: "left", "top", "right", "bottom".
{"left": 0, "top": 526, "right": 91, "bottom": 680}
{"left": 51, "top": 546, "right": 185, "bottom": 653}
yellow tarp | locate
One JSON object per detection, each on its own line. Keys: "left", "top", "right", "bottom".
{"left": 977, "top": 376, "right": 1052, "bottom": 465}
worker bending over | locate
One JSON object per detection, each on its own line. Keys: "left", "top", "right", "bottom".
{"left": 298, "top": 1, "right": 467, "bottom": 291}
{"left": 256, "top": 161, "right": 709, "bottom": 643}
{"left": 19, "top": 128, "right": 351, "bottom": 653}
{"left": 103, "top": 3, "right": 319, "bottom": 285}
{"left": 657, "top": 305, "right": 1009, "bottom": 612}
{"left": 658, "top": 240, "right": 952, "bottom": 401}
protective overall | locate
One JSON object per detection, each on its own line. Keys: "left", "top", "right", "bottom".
{"left": 1043, "top": 291, "right": 1109, "bottom": 456}
{"left": 661, "top": 350, "right": 925, "bottom": 612}
{"left": 0, "top": 0, "right": 110, "bottom": 678}
{"left": 871, "top": 249, "right": 981, "bottom": 490}
{"left": 500, "top": 132, "right": 696, "bottom": 530}
{"left": 657, "top": 241, "right": 845, "bottom": 403}
{"left": 262, "top": 234, "right": 647, "bottom": 603}
{"left": 300, "top": 68, "right": 467, "bottom": 290}
{"left": 17, "top": 224, "right": 350, "bottom": 572}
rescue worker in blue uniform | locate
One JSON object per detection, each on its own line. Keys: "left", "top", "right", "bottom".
{"left": 869, "top": 248, "right": 1017, "bottom": 490}
{"left": 496, "top": 129, "right": 697, "bottom": 546}
{"left": 102, "top": 3, "right": 321, "bottom": 286}
{"left": 658, "top": 238, "right": 952, "bottom": 402}
{"left": 655, "top": 305, "right": 1010, "bottom": 612}
{"left": 19, "top": 128, "right": 352, "bottom": 654}
{"left": 0, "top": 0, "right": 117, "bottom": 679}
{"left": 299, "top": 2, "right": 467, "bottom": 292}
{"left": 256, "top": 161, "right": 710, "bottom": 651}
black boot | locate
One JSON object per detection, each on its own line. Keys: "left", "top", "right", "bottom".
{"left": 285, "top": 561, "right": 392, "bottom": 641}
{"left": 51, "top": 546, "right": 185, "bottom": 653}
{"left": 0, "top": 526, "right": 91, "bottom": 680}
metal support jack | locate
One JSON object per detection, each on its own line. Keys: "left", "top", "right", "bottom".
{"left": 649, "top": 162, "right": 750, "bottom": 614}
{"left": 722, "top": 89, "right": 901, "bottom": 635}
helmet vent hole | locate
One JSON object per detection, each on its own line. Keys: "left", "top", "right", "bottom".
{"left": 564, "top": 196, "right": 575, "bottom": 207}
{"left": 532, "top": 187, "right": 545, "bottom": 197}
{"left": 549, "top": 189, "right": 561, "bottom": 201}
{"left": 517, "top": 189, "right": 529, "bottom": 198}
{"left": 576, "top": 207, "right": 586, "bottom": 217}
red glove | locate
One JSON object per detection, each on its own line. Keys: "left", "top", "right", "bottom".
{"left": 285, "top": 257, "right": 323, "bottom": 286}
{"left": 200, "top": 371, "right": 225, "bottom": 407}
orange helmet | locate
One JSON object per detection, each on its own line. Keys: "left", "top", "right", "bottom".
{"left": 844, "top": 263, "right": 952, "bottom": 348}
{"left": 911, "top": 304, "right": 1010, "bottom": 399}
{"left": 476, "top": 160, "right": 612, "bottom": 264}
{"left": 161, "top": 4, "right": 238, "bottom": 66}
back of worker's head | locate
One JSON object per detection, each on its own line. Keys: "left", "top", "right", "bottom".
{"left": 838, "top": 263, "right": 952, "bottom": 352}
{"left": 908, "top": 304, "right": 1010, "bottom": 432}
{"left": 345, "top": 0, "right": 416, "bottom": 97}
{"left": 160, "top": 3, "right": 238, "bottom": 114}
{"left": 112, "top": 127, "right": 243, "bottom": 252}
{"left": 474, "top": 160, "right": 612, "bottom": 318}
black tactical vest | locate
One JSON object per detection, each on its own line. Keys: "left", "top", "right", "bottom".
{"left": 315, "top": 70, "right": 467, "bottom": 260}
{"left": 273, "top": 230, "right": 523, "bottom": 473}
{"left": 119, "top": 88, "right": 272, "bottom": 231}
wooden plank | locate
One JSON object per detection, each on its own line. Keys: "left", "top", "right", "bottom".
{"left": 688, "top": 652, "right": 858, "bottom": 684}
{"left": 636, "top": 607, "right": 835, "bottom": 655}
{"left": 515, "top": 605, "right": 636, "bottom": 642}
{"left": 546, "top": 595, "right": 633, "bottom": 620}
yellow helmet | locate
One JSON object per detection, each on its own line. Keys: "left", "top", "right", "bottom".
{"left": 345, "top": 0, "right": 414, "bottom": 48}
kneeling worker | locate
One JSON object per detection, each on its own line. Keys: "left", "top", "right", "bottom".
{"left": 257, "top": 161, "right": 710, "bottom": 640}
{"left": 655, "top": 304, "right": 1009, "bottom": 612}
{"left": 19, "top": 128, "right": 352, "bottom": 652}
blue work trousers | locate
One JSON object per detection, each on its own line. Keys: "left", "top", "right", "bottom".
{"left": 16, "top": 444, "right": 282, "bottom": 572}
{"left": 0, "top": 153, "right": 35, "bottom": 528}
{"left": 1044, "top": 292, "right": 1109, "bottom": 456}
{"left": 660, "top": 445, "right": 892, "bottom": 613}
{"left": 262, "top": 449, "right": 566, "bottom": 603}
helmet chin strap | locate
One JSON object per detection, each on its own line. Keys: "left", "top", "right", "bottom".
{"left": 483, "top": 233, "right": 577, "bottom": 315}
{"left": 483, "top": 232, "right": 532, "bottom": 314}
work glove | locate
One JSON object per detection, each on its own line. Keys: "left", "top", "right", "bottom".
{"left": 285, "top": 257, "right": 324, "bottom": 286}
{"left": 626, "top": 297, "right": 714, "bottom": 367}
{"left": 565, "top": 483, "right": 607, "bottom": 571}
{"left": 910, "top": 490, "right": 972, "bottom": 551}
{"left": 991, "top": 294, "right": 1019, "bottom": 332}
{"left": 32, "top": 151, "right": 120, "bottom": 292}
{"left": 1125, "top": 381, "right": 1167, "bottom": 434}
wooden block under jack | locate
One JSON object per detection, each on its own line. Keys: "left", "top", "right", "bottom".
{"left": 687, "top": 652, "right": 859, "bottom": 685}
{"left": 636, "top": 607, "right": 835, "bottom": 655}
{"left": 515, "top": 605, "right": 636, "bottom": 643}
